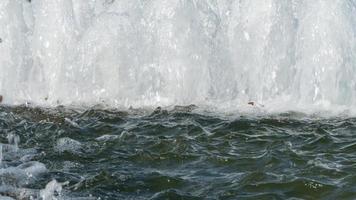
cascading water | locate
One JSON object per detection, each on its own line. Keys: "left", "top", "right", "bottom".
{"left": 2, "top": 1, "right": 356, "bottom": 199}
{"left": 1, "top": 0, "right": 356, "bottom": 112}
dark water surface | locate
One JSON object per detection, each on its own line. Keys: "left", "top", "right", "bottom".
{"left": 0, "top": 105, "right": 356, "bottom": 199}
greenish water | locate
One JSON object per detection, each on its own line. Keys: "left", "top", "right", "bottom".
{"left": 0, "top": 105, "right": 356, "bottom": 199}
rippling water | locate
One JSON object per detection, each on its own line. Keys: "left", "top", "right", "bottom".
{"left": 0, "top": 105, "right": 356, "bottom": 199}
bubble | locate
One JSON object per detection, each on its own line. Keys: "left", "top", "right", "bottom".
{"left": 55, "top": 137, "right": 82, "bottom": 154}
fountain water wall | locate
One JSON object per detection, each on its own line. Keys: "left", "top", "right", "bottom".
{"left": 1, "top": 0, "right": 356, "bottom": 112}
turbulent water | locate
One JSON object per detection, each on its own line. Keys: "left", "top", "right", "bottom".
{"left": 1, "top": 1, "right": 356, "bottom": 200}
{"left": 0, "top": 105, "right": 355, "bottom": 199}
{"left": 1, "top": 0, "right": 356, "bottom": 112}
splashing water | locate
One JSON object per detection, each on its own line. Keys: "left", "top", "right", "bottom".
{"left": 40, "top": 180, "right": 65, "bottom": 200}
{"left": 0, "top": 108, "right": 95, "bottom": 199}
{"left": 0, "top": 106, "right": 355, "bottom": 199}
{"left": 7, "top": 133, "right": 20, "bottom": 152}
{"left": 2, "top": 2, "right": 356, "bottom": 199}
{"left": 0, "top": 0, "right": 356, "bottom": 113}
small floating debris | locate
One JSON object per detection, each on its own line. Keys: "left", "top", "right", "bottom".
{"left": 25, "top": 101, "right": 31, "bottom": 107}
{"left": 247, "top": 101, "right": 265, "bottom": 108}
{"left": 151, "top": 106, "right": 168, "bottom": 115}
{"left": 248, "top": 101, "right": 255, "bottom": 106}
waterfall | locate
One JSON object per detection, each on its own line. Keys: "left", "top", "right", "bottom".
{"left": 1, "top": 0, "right": 356, "bottom": 112}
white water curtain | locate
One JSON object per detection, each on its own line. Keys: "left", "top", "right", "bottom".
{"left": 0, "top": 0, "right": 355, "bottom": 111}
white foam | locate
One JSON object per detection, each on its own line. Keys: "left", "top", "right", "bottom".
{"left": 1, "top": 0, "right": 356, "bottom": 115}
{"left": 40, "top": 179, "right": 64, "bottom": 200}
{"left": 0, "top": 136, "right": 84, "bottom": 200}
{"left": 55, "top": 137, "right": 82, "bottom": 154}
{"left": 95, "top": 134, "right": 119, "bottom": 142}
{"left": 0, "top": 136, "right": 51, "bottom": 199}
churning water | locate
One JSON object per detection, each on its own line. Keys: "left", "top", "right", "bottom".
{"left": 1, "top": 106, "right": 356, "bottom": 199}
{"left": 1, "top": 0, "right": 356, "bottom": 199}
{"left": 1, "top": 0, "right": 356, "bottom": 111}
